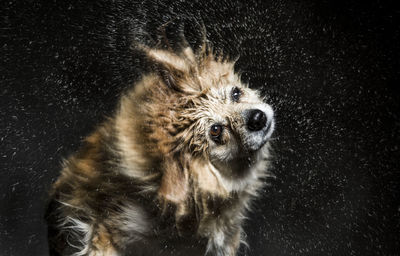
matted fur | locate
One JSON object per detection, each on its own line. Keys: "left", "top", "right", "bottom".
{"left": 46, "top": 41, "right": 275, "bottom": 256}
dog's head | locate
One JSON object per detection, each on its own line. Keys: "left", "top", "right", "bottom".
{"left": 142, "top": 44, "right": 274, "bottom": 162}
{"left": 128, "top": 43, "right": 274, "bottom": 204}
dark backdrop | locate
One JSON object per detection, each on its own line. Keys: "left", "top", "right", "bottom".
{"left": 1, "top": 0, "right": 399, "bottom": 255}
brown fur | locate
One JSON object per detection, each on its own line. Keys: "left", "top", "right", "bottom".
{"left": 46, "top": 41, "right": 274, "bottom": 256}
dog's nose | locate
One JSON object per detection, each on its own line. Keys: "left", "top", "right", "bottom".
{"left": 247, "top": 109, "right": 267, "bottom": 131}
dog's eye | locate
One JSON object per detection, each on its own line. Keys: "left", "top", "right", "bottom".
{"left": 231, "top": 87, "right": 241, "bottom": 102}
{"left": 210, "top": 124, "right": 223, "bottom": 142}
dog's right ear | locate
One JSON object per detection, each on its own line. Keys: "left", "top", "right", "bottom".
{"left": 138, "top": 45, "right": 193, "bottom": 92}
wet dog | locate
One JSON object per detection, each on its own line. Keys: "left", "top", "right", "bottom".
{"left": 46, "top": 42, "right": 275, "bottom": 256}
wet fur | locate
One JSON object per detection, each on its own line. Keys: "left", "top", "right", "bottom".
{"left": 46, "top": 42, "right": 274, "bottom": 256}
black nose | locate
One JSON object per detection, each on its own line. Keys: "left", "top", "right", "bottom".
{"left": 247, "top": 109, "right": 267, "bottom": 131}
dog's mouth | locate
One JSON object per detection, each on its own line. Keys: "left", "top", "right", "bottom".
{"left": 212, "top": 129, "right": 273, "bottom": 179}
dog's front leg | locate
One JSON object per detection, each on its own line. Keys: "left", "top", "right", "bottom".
{"left": 205, "top": 228, "right": 241, "bottom": 256}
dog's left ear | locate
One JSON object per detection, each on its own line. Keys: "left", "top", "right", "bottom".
{"left": 140, "top": 46, "right": 197, "bottom": 93}
{"left": 158, "top": 154, "right": 189, "bottom": 205}
{"left": 158, "top": 154, "right": 200, "bottom": 235}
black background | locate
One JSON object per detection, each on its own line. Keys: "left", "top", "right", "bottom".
{"left": 1, "top": 0, "right": 399, "bottom": 255}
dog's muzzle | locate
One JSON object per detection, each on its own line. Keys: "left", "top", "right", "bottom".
{"left": 242, "top": 106, "right": 274, "bottom": 151}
